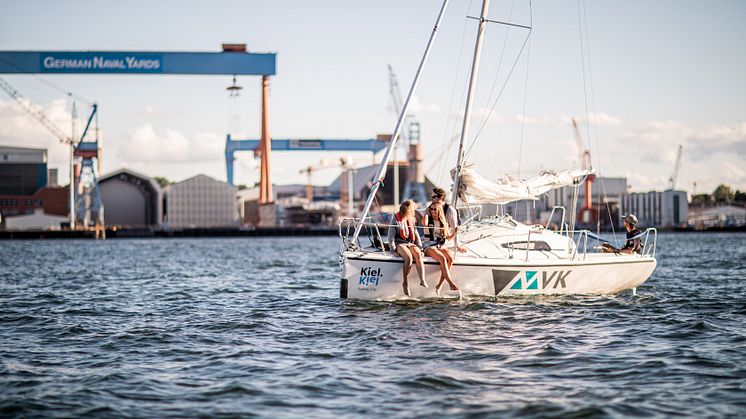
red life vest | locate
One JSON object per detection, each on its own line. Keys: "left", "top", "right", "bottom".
{"left": 394, "top": 212, "right": 416, "bottom": 241}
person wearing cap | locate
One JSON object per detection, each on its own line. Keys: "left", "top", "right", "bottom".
{"left": 602, "top": 214, "right": 642, "bottom": 254}
{"left": 422, "top": 187, "right": 465, "bottom": 295}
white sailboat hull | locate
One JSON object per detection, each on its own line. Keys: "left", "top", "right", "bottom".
{"left": 341, "top": 253, "right": 656, "bottom": 300}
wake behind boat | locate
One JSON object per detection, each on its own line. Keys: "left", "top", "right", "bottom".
{"left": 338, "top": 0, "right": 657, "bottom": 300}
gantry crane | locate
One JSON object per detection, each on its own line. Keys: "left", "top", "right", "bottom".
{"left": 571, "top": 118, "right": 596, "bottom": 225}
{"left": 0, "top": 77, "right": 105, "bottom": 237}
{"left": 299, "top": 157, "right": 354, "bottom": 207}
{"left": 388, "top": 65, "right": 428, "bottom": 206}
{"left": 668, "top": 145, "right": 683, "bottom": 190}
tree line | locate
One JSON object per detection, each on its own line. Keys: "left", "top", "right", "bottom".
{"left": 691, "top": 184, "right": 746, "bottom": 206}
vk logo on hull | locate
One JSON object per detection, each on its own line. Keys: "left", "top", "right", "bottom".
{"left": 492, "top": 270, "right": 571, "bottom": 294}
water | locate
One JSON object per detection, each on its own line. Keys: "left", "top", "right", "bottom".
{"left": 1, "top": 233, "right": 745, "bottom": 417}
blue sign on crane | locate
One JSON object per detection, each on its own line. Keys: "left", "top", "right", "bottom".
{"left": 225, "top": 136, "right": 389, "bottom": 185}
{"left": 0, "top": 50, "right": 276, "bottom": 75}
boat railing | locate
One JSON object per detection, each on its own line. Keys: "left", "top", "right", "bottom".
{"left": 570, "top": 230, "right": 590, "bottom": 261}
{"left": 560, "top": 227, "right": 658, "bottom": 260}
{"left": 338, "top": 217, "right": 390, "bottom": 252}
{"left": 545, "top": 206, "right": 567, "bottom": 236}
{"left": 339, "top": 216, "right": 658, "bottom": 260}
{"left": 641, "top": 227, "right": 657, "bottom": 258}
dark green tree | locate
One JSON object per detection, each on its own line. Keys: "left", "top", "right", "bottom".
{"left": 713, "top": 184, "right": 735, "bottom": 203}
{"left": 154, "top": 176, "right": 171, "bottom": 188}
{"left": 690, "top": 194, "right": 712, "bottom": 206}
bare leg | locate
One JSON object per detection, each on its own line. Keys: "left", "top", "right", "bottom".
{"left": 441, "top": 248, "right": 459, "bottom": 291}
{"left": 442, "top": 248, "right": 454, "bottom": 269}
{"left": 426, "top": 248, "right": 447, "bottom": 295}
{"left": 396, "top": 245, "right": 413, "bottom": 296}
{"left": 407, "top": 245, "right": 427, "bottom": 288}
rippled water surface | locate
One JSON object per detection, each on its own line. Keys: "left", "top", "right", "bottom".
{"left": 1, "top": 233, "right": 745, "bottom": 417}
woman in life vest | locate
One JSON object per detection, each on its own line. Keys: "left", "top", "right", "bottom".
{"left": 387, "top": 200, "right": 427, "bottom": 297}
{"left": 422, "top": 201, "right": 460, "bottom": 296}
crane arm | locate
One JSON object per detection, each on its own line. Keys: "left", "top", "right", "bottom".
{"left": 0, "top": 76, "right": 72, "bottom": 145}
{"left": 571, "top": 118, "right": 590, "bottom": 170}
{"left": 669, "top": 145, "right": 683, "bottom": 190}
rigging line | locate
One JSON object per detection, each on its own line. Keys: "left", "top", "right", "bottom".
{"left": 464, "top": 28, "right": 531, "bottom": 159}
{"left": 582, "top": 0, "right": 602, "bottom": 173}
{"left": 517, "top": 36, "right": 532, "bottom": 178}
{"left": 475, "top": 0, "right": 517, "bottom": 132}
{"left": 576, "top": 0, "right": 592, "bottom": 165}
{"left": 598, "top": 175, "right": 617, "bottom": 243}
{"left": 517, "top": 0, "right": 533, "bottom": 178}
{"left": 0, "top": 56, "right": 93, "bottom": 105}
{"left": 436, "top": 0, "right": 474, "bottom": 186}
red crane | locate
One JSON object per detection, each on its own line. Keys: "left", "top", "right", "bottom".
{"left": 572, "top": 118, "right": 596, "bottom": 225}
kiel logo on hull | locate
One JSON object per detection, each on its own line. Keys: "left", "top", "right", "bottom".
{"left": 359, "top": 267, "right": 383, "bottom": 287}
{"left": 492, "top": 270, "right": 571, "bottom": 294}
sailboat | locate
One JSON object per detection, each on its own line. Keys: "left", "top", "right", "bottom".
{"left": 338, "top": 0, "right": 657, "bottom": 300}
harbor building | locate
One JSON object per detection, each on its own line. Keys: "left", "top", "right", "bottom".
{"left": 688, "top": 205, "right": 746, "bottom": 229}
{"left": 328, "top": 162, "right": 438, "bottom": 213}
{"left": 0, "top": 145, "right": 47, "bottom": 195}
{"left": 166, "top": 174, "right": 238, "bottom": 228}
{"left": 498, "top": 175, "right": 689, "bottom": 230}
{"left": 620, "top": 190, "right": 688, "bottom": 229}
{"left": 1, "top": 145, "right": 70, "bottom": 228}
{"left": 497, "top": 176, "right": 628, "bottom": 228}
{"left": 4, "top": 209, "right": 68, "bottom": 230}
{"left": 99, "top": 168, "right": 163, "bottom": 228}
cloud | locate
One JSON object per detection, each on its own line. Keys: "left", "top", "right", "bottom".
{"left": 514, "top": 114, "right": 556, "bottom": 125}
{"left": 586, "top": 112, "right": 622, "bottom": 126}
{"left": 118, "top": 124, "right": 223, "bottom": 164}
{"left": 408, "top": 96, "right": 441, "bottom": 114}
{"left": 616, "top": 120, "right": 746, "bottom": 165}
{"left": 515, "top": 112, "right": 621, "bottom": 128}
{"left": 0, "top": 98, "right": 82, "bottom": 182}
{"left": 608, "top": 120, "right": 746, "bottom": 191}
{"left": 687, "top": 122, "right": 746, "bottom": 159}
{"left": 473, "top": 108, "right": 506, "bottom": 125}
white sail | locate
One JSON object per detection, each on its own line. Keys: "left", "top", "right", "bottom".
{"left": 452, "top": 163, "right": 593, "bottom": 205}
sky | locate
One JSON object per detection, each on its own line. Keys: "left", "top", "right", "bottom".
{"left": 1, "top": 0, "right": 745, "bottom": 194}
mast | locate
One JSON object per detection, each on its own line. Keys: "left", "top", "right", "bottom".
{"left": 349, "top": 0, "right": 451, "bottom": 247}
{"left": 451, "top": 0, "right": 490, "bottom": 207}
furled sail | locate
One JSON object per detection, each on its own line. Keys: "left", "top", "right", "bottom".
{"left": 451, "top": 163, "right": 594, "bottom": 205}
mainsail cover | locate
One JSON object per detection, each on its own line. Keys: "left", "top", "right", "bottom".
{"left": 452, "top": 163, "right": 594, "bottom": 205}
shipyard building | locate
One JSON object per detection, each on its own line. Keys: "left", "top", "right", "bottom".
{"left": 0, "top": 145, "right": 69, "bottom": 229}
{"left": 99, "top": 168, "right": 163, "bottom": 228}
{"left": 165, "top": 174, "right": 238, "bottom": 228}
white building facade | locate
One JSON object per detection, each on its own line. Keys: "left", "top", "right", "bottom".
{"left": 166, "top": 174, "right": 238, "bottom": 228}
{"left": 620, "top": 190, "right": 688, "bottom": 229}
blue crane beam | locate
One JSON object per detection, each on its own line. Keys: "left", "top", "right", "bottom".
{"left": 0, "top": 51, "right": 276, "bottom": 75}
{"left": 225, "top": 135, "right": 389, "bottom": 185}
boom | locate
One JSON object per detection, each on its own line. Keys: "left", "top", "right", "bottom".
{"left": 0, "top": 77, "right": 72, "bottom": 144}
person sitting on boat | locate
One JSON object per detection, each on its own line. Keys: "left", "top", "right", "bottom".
{"left": 422, "top": 200, "right": 460, "bottom": 296}
{"left": 387, "top": 200, "right": 427, "bottom": 297}
{"left": 602, "top": 214, "right": 643, "bottom": 254}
